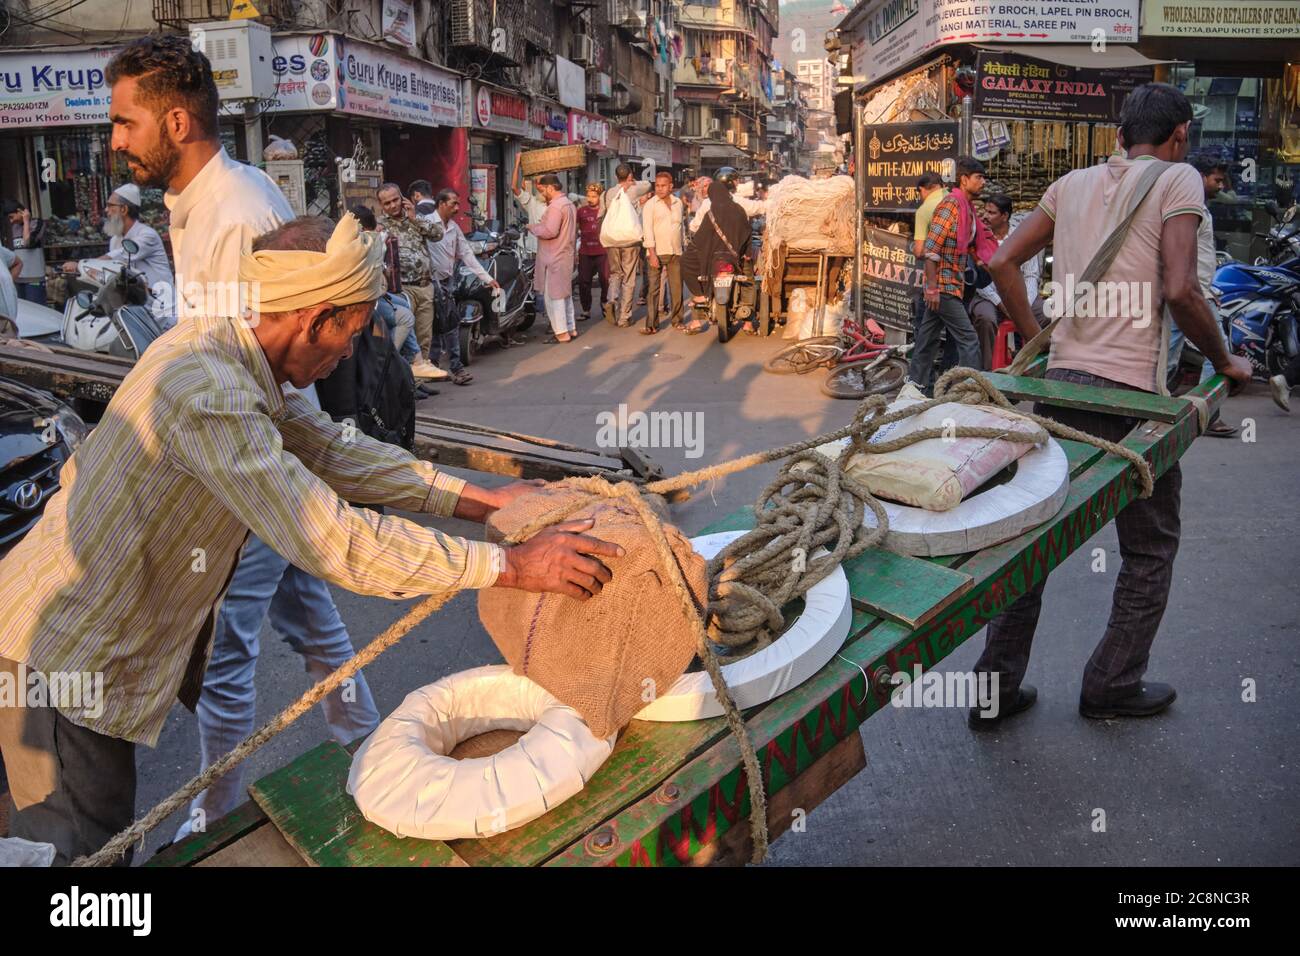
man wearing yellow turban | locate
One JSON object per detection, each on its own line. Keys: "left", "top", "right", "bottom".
{"left": 0, "top": 212, "right": 621, "bottom": 864}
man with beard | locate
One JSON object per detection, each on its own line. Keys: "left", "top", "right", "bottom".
{"left": 62, "top": 183, "right": 174, "bottom": 324}
{"left": 103, "top": 35, "right": 381, "bottom": 844}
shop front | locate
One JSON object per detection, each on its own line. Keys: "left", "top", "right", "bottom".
{"left": 0, "top": 44, "right": 239, "bottom": 271}
{"left": 1138, "top": 0, "right": 1300, "bottom": 261}
{"left": 470, "top": 82, "right": 535, "bottom": 230}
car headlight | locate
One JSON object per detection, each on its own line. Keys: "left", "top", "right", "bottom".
{"left": 53, "top": 406, "right": 88, "bottom": 452}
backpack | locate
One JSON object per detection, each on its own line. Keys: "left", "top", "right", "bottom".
{"left": 316, "top": 311, "right": 416, "bottom": 451}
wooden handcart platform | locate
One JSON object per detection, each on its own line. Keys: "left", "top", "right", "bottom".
{"left": 145, "top": 366, "right": 1225, "bottom": 867}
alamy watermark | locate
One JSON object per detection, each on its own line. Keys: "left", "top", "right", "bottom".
{"left": 595, "top": 404, "right": 704, "bottom": 459}
{"left": 890, "top": 664, "right": 1001, "bottom": 718}
{"left": 0, "top": 662, "right": 104, "bottom": 719}
{"left": 1043, "top": 276, "right": 1154, "bottom": 329}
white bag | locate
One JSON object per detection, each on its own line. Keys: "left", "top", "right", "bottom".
{"left": 599, "top": 186, "right": 643, "bottom": 247}
{"left": 0, "top": 837, "right": 55, "bottom": 866}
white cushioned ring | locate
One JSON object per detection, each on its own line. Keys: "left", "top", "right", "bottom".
{"left": 861, "top": 437, "right": 1070, "bottom": 556}
{"left": 635, "top": 531, "right": 852, "bottom": 722}
{"left": 347, "top": 665, "right": 615, "bottom": 840}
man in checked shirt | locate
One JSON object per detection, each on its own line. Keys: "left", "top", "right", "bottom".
{"left": 0, "top": 214, "right": 621, "bottom": 865}
{"left": 906, "top": 156, "right": 986, "bottom": 391}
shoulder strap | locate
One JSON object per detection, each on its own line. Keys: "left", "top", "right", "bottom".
{"left": 707, "top": 211, "right": 737, "bottom": 258}
{"left": 1008, "top": 160, "right": 1172, "bottom": 375}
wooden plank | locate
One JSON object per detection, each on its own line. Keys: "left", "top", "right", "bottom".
{"left": 842, "top": 549, "right": 974, "bottom": 630}
{"left": 691, "top": 729, "right": 866, "bottom": 866}
{"left": 415, "top": 421, "right": 620, "bottom": 470}
{"left": 195, "top": 820, "right": 307, "bottom": 867}
{"left": 418, "top": 414, "right": 609, "bottom": 457}
{"left": 144, "top": 799, "right": 269, "bottom": 868}
{"left": 248, "top": 740, "right": 467, "bottom": 867}
{"left": 547, "top": 404, "right": 1199, "bottom": 866}
{"left": 985, "top": 371, "right": 1188, "bottom": 423}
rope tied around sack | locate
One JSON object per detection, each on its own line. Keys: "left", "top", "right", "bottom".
{"left": 74, "top": 368, "right": 1154, "bottom": 868}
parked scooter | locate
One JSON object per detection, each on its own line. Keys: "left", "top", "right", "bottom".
{"left": 60, "top": 238, "right": 167, "bottom": 360}
{"left": 455, "top": 223, "right": 536, "bottom": 365}
{"left": 1211, "top": 202, "right": 1300, "bottom": 396}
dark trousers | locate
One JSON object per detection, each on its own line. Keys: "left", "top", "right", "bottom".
{"left": 577, "top": 252, "right": 608, "bottom": 315}
{"left": 970, "top": 295, "right": 1049, "bottom": 370}
{"left": 974, "top": 368, "right": 1183, "bottom": 705}
{"left": 908, "top": 292, "right": 981, "bottom": 390}
{"left": 646, "top": 254, "right": 682, "bottom": 330}
{"left": 0, "top": 656, "right": 136, "bottom": 866}
{"left": 16, "top": 281, "right": 45, "bottom": 306}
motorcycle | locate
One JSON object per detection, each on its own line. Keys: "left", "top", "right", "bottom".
{"left": 455, "top": 224, "right": 536, "bottom": 365}
{"left": 690, "top": 250, "right": 759, "bottom": 344}
{"left": 1211, "top": 202, "right": 1300, "bottom": 387}
{"left": 60, "top": 239, "right": 167, "bottom": 360}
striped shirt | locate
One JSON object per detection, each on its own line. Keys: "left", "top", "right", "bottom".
{"left": 0, "top": 313, "right": 502, "bottom": 745}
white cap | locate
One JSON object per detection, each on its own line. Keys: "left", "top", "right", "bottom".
{"left": 111, "top": 183, "right": 141, "bottom": 207}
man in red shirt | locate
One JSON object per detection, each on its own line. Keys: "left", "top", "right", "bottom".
{"left": 575, "top": 183, "right": 608, "bottom": 322}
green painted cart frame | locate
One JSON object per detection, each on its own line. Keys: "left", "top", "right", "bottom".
{"left": 150, "top": 368, "right": 1226, "bottom": 868}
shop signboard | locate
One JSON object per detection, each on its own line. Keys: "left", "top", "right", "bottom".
{"left": 556, "top": 55, "right": 586, "bottom": 110}
{"left": 474, "top": 84, "right": 531, "bottom": 137}
{"left": 1141, "top": 0, "right": 1300, "bottom": 37}
{"left": 972, "top": 49, "right": 1151, "bottom": 123}
{"left": 267, "top": 34, "right": 339, "bottom": 112}
{"left": 861, "top": 120, "right": 957, "bottom": 212}
{"left": 530, "top": 102, "right": 569, "bottom": 142}
{"left": 569, "top": 109, "right": 612, "bottom": 149}
{"left": 381, "top": 0, "right": 418, "bottom": 46}
{"left": 337, "top": 38, "right": 461, "bottom": 127}
{"left": 631, "top": 132, "right": 673, "bottom": 167}
{"left": 847, "top": 0, "right": 1140, "bottom": 85}
{"left": 0, "top": 46, "right": 119, "bottom": 128}
{"left": 860, "top": 225, "right": 923, "bottom": 333}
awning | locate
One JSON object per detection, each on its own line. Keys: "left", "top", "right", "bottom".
{"left": 974, "top": 44, "right": 1173, "bottom": 70}
{"left": 701, "top": 143, "right": 751, "bottom": 161}
{"left": 675, "top": 86, "right": 725, "bottom": 103}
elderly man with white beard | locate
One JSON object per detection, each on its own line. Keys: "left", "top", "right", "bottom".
{"left": 62, "top": 183, "right": 175, "bottom": 324}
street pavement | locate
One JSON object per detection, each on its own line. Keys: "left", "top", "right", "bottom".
{"left": 131, "top": 304, "right": 1299, "bottom": 866}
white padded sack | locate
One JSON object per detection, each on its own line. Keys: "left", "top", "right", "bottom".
{"left": 347, "top": 665, "right": 615, "bottom": 840}
{"left": 635, "top": 531, "right": 852, "bottom": 722}
{"left": 599, "top": 187, "right": 643, "bottom": 246}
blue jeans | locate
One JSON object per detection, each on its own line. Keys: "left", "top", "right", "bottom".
{"left": 1167, "top": 323, "right": 1218, "bottom": 387}
{"left": 175, "top": 535, "right": 380, "bottom": 841}
{"left": 377, "top": 294, "right": 419, "bottom": 360}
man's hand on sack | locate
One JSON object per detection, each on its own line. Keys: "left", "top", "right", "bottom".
{"left": 497, "top": 518, "right": 624, "bottom": 600}
{"left": 453, "top": 479, "right": 544, "bottom": 523}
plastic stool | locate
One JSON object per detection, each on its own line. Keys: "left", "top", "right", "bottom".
{"left": 991, "top": 319, "right": 1018, "bottom": 370}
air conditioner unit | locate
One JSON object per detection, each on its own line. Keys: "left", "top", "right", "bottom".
{"left": 189, "top": 20, "right": 274, "bottom": 101}
{"left": 739, "top": 132, "right": 750, "bottom": 149}
{"left": 725, "top": 128, "right": 736, "bottom": 144}
{"left": 586, "top": 71, "right": 613, "bottom": 100}
{"left": 571, "top": 34, "right": 594, "bottom": 66}
{"left": 709, "top": 118, "right": 722, "bottom": 135}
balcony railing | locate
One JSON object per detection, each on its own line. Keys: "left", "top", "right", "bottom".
{"left": 153, "top": 0, "right": 295, "bottom": 29}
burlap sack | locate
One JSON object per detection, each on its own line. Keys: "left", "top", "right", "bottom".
{"left": 478, "top": 487, "right": 706, "bottom": 739}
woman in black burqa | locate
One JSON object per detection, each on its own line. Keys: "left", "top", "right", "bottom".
{"left": 681, "top": 179, "right": 752, "bottom": 333}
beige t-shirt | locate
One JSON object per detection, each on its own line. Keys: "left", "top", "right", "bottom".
{"left": 1039, "top": 156, "right": 1205, "bottom": 391}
